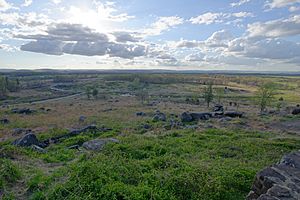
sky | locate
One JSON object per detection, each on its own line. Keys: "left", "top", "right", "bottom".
{"left": 0, "top": 0, "right": 300, "bottom": 71}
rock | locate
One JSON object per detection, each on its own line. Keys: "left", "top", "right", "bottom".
{"left": 181, "top": 112, "right": 193, "bottom": 122}
{"left": 224, "top": 111, "right": 243, "bottom": 118}
{"left": 291, "top": 108, "right": 300, "bottom": 115}
{"left": 0, "top": 118, "right": 9, "bottom": 124}
{"left": 214, "top": 104, "right": 224, "bottom": 112}
{"left": 153, "top": 111, "right": 166, "bottom": 122}
{"left": 11, "top": 108, "right": 34, "bottom": 115}
{"left": 142, "top": 124, "right": 151, "bottom": 129}
{"left": 136, "top": 112, "right": 146, "bottom": 116}
{"left": 83, "top": 138, "right": 119, "bottom": 151}
{"left": 31, "top": 145, "right": 46, "bottom": 153}
{"left": 247, "top": 150, "right": 300, "bottom": 200}
{"left": 218, "top": 117, "right": 232, "bottom": 122}
{"left": 13, "top": 133, "right": 39, "bottom": 147}
{"left": 190, "top": 112, "right": 212, "bottom": 120}
{"left": 79, "top": 115, "right": 86, "bottom": 122}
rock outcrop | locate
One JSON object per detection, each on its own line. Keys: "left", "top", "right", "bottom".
{"left": 292, "top": 108, "right": 300, "bottom": 115}
{"left": 247, "top": 150, "right": 300, "bottom": 200}
{"left": 13, "top": 133, "right": 39, "bottom": 147}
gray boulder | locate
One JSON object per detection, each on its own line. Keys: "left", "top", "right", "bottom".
{"left": 190, "top": 112, "right": 212, "bottom": 120}
{"left": 136, "top": 112, "right": 146, "bottom": 116}
{"left": 153, "top": 111, "right": 166, "bottom": 122}
{"left": 224, "top": 111, "right": 243, "bottom": 118}
{"left": 292, "top": 108, "right": 300, "bottom": 115}
{"left": 79, "top": 115, "right": 86, "bottom": 122}
{"left": 13, "top": 133, "right": 39, "bottom": 147}
{"left": 83, "top": 138, "right": 119, "bottom": 151}
{"left": 31, "top": 145, "right": 46, "bottom": 153}
{"left": 181, "top": 112, "right": 193, "bottom": 122}
{"left": 247, "top": 150, "right": 300, "bottom": 200}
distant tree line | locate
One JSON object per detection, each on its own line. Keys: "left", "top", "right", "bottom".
{"left": 0, "top": 76, "right": 21, "bottom": 98}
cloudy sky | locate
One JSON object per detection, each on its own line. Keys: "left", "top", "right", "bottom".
{"left": 0, "top": 0, "right": 300, "bottom": 71}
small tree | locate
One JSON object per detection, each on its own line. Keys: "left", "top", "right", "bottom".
{"left": 86, "top": 86, "right": 92, "bottom": 99}
{"left": 203, "top": 82, "right": 214, "bottom": 107}
{"left": 215, "top": 87, "right": 224, "bottom": 104}
{"left": 256, "top": 83, "right": 277, "bottom": 112}
{"left": 92, "top": 88, "right": 98, "bottom": 99}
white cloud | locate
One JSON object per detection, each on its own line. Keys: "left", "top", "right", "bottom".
{"left": 230, "top": 0, "right": 251, "bottom": 7}
{"left": 190, "top": 12, "right": 223, "bottom": 25}
{"left": 189, "top": 12, "right": 253, "bottom": 25}
{"left": 22, "top": 0, "right": 33, "bottom": 7}
{"left": 144, "top": 16, "right": 184, "bottom": 36}
{"left": 289, "top": 6, "right": 300, "bottom": 11}
{"left": 266, "top": 0, "right": 300, "bottom": 9}
{"left": 247, "top": 15, "right": 300, "bottom": 37}
{"left": 52, "top": 0, "right": 61, "bottom": 4}
{"left": 0, "top": 0, "right": 11, "bottom": 11}
{"left": 185, "top": 53, "right": 205, "bottom": 62}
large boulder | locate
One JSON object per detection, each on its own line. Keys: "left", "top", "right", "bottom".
{"left": 247, "top": 150, "right": 300, "bottom": 200}
{"left": 83, "top": 138, "right": 119, "bottom": 151}
{"left": 180, "top": 112, "right": 193, "bottom": 122}
{"left": 153, "top": 111, "right": 166, "bottom": 122}
{"left": 213, "top": 104, "right": 224, "bottom": 112}
{"left": 292, "top": 108, "right": 300, "bottom": 115}
{"left": 13, "top": 133, "right": 39, "bottom": 147}
{"left": 190, "top": 112, "right": 212, "bottom": 120}
{"left": 224, "top": 111, "right": 243, "bottom": 118}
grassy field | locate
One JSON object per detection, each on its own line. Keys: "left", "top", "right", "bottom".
{"left": 1, "top": 72, "right": 300, "bottom": 200}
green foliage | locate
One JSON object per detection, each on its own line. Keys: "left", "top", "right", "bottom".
{"left": 256, "top": 82, "right": 277, "bottom": 112}
{"left": 0, "top": 159, "right": 22, "bottom": 190}
{"left": 203, "top": 82, "right": 214, "bottom": 107}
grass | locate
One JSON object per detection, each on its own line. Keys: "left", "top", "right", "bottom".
{"left": 1, "top": 128, "right": 299, "bottom": 200}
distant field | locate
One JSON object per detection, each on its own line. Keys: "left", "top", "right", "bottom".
{"left": 1, "top": 72, "right": 300, "bottom": 200}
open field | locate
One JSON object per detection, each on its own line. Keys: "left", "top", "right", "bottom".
{"left": 1, "top": 72, "right": 300, "bottom": 200}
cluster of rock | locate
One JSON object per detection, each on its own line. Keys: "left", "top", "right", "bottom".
{"left": 0, "top": 118, "right": 9, "bottom": 124}
{"left": 11, "top": 108, "right": 35, "bottom": 114}
{"left": 180, "top": 105, "right": 243, "bottom": 123}
{"left": 12, "top": 124, "right": 116, "bottom": 152}
{"left": 247, "top": 150, "right": 300, "bottom": 200}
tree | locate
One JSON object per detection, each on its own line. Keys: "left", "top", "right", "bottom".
{"left": 86, "top": 86, "right": 92, "bottom": 99}
{"left": 256, "top": 83, "right": 277, "bottom": 112}
{"left": 215, "top": 87, "right": 224, "bottom": 104}
{"left": 137, "top": 88, "right": 149, "bottom": 105}
{"left": 203, "top": 82, "right": 214, "bottom": 107}
{"left": 92, "top": 88, "right": 98, "bottom": 99}
{"left": 0, "top": 76, "right": 7, "bottom": 98}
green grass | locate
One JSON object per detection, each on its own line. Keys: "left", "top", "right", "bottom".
{"left": 1, "top": 128, "right": 297, "bottom": 200}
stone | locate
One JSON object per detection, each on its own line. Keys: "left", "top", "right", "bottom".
{"left": 136, "top": 112, "right": 146, "bottom": 116}
{"left": 224, "top": 111, "right": 243, "bottom": 118}
{"left": 247, "top": 150, "right": 300, "bottom": 200}
{"left": 13, "top": 133, "right": 39, "bottom": 147}
{"left": 67, "top": 145, "right": 80, "bottom": 150}
{"left": 83, "top": 138, "right": 119, "bottom": 151}
{"left": 190, "top": 112, "right": 212, "bottom": 120}
{"left": 291, "top": 108, "right": 300, "bottom": 115}
{"left": 11, "top": 108, "right": 34, "bottom": 115}
{"left": 153, "top": 111, "right": 166, "bottom": 122}
{"left": 79, "top": 115, "right": 86, "bottom": 122}
{"left": 213, "top": 104, "right": 224, "bottom": 112}
{"left": 180, "top": 112, "right": 193, "bottom": 122}
{"left": 0, "top": 118, "right": 9, "bottom": 124}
